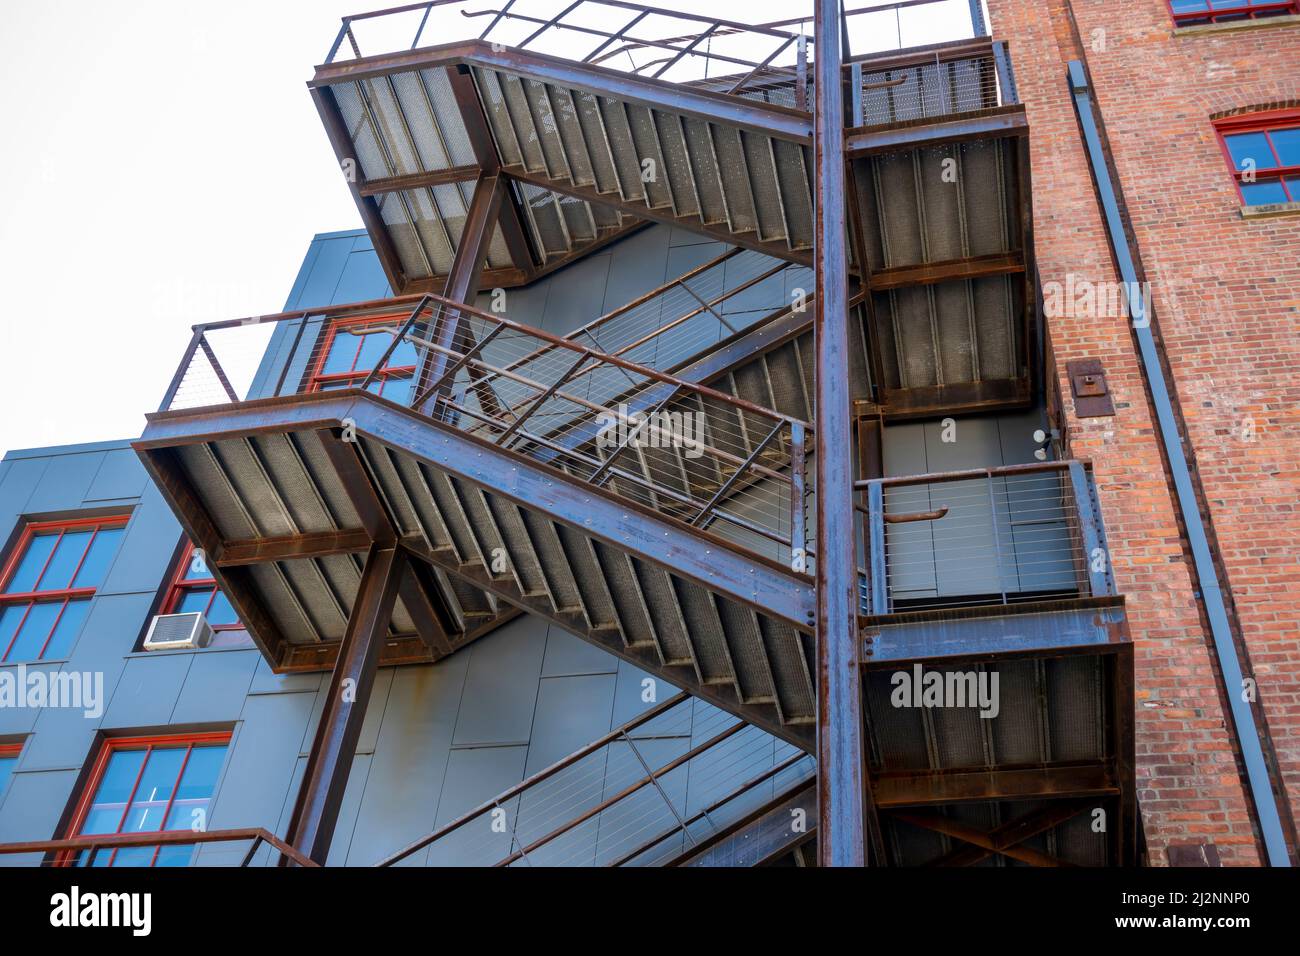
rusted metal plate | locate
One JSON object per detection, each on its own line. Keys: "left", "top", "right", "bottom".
{"left": 1066, "top": 358, "right": 1115, "bottom": 418}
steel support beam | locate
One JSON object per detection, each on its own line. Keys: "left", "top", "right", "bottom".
{"left": 813, "top": 0, "right": 872, "bottom": 868}
{"left": 283, "top": 543, "right": 405, "bottom": 865}
{"left": 414, "top": 173, "right": 506, "bottom": 417}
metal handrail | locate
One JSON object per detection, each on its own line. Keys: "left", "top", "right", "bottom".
{"left": 325, "top": 0, "right": 970, "bottom": 98}
{"left": 0, "top": 827, "right": 319, "bottom": 868}
{"left": 857, "top": 460, "right": 1114, "bottom": 615}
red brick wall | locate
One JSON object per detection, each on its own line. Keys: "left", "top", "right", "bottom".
{"left": 987, "top": 0, "right": 1300, "bottom": 865}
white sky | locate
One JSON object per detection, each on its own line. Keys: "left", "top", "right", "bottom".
{"left": 0, "top": 0, "right": 975, "bottom": 457}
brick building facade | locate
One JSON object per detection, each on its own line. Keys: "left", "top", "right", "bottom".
{"left": 987, "top": 0, "right": 1299, "bottom": 865}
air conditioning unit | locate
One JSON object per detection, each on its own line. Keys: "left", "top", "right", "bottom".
{"left": 143, "top": 612, "right": 214, "bottom": 651}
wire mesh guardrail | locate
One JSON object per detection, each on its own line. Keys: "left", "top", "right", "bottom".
{"left": 376, "top": 692, "right": 815, "bottom": 866}
{"left": 858, "top": 461, "right": 1114, "bottom": 615}
{"left": 158, "top": 287, "right": 814, "bottom": 566}
{"left": 850, "top": 38, "right": 1016, "bottom": 127}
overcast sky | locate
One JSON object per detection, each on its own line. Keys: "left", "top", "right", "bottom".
{"left": 0, "top": 0, "right": 975, "bottom": 457}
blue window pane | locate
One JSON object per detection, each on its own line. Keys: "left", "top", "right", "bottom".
{"left": 318, "top": 380, "right": 349, "bottom": 392}
{"left": 0, "top": 756, "right": 16, "bottom": 798}
{"left": 40, "top": 530, "right": 93, "bottom": 590}
{"left": 321, "top": 332, "right": 359, "bottom": 375}
{"left": 1226, "top": 132, "right": 1277, "bottom": 171}
{"left": 83, "top": 749, "right": 148, "bottom": 834}
{"left": 1208, "top": 0, "right": 1251, "bottom": 8}
{"left": 5, "top": 533, "right": 56, "bottom": 593}
{"left": 164, "top": 745, "right": 226, "bottom": 830}
{"left": 0, "top": 603, "right": 27, "bottom": 656}
{"left": 122, "top": 748, "right": 187, "bottom": 833}
{"left": 5, "top": 601, "right": 61, "bottom": 661}
{"left": 1171, "top": 0, "right": 1209, "bottom": 10}
{"left": 390, "top": 336, "right": 418, "bottom": 368}
{"left": 1241, "top": 179, "right": 1290, "bottom": 205}
{"left": 381, "top": 377, "right": 415, "bottom": 407}
{"left": 1287, "top": 177, "right": 1300, "bottom": 199}
{"left": 153, "top": 844, "right": 196, "bottom": 867}
{"left": 72, "top": 528, "right": 123, "bottom": 589}
{"left": 43, "top": 598, "right": 89, "bottom": 660}
{"left": 179, "top": 547, "right": 211, "bottom": 582}
{"left": 108, "top": 846, "right": 156, "bottom": 867}
{"left": 356, "top": 329, "right": 394, "bottom": 371}
{"left": 206, "top": 591, "right": 239, "bottom": 627}
{"left": 1271, "top": 128, "right": 1300, "bottom": 168}
{"left": 176, "top": 587, "right": 215, "bottom": 615}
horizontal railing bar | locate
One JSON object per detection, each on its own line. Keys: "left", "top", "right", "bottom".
{"left": 0, "top": 827, "right": 318, "bottom": 868}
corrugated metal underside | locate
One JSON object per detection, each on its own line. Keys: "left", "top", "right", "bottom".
{"left": 170, "top": 430, "right": 499, "bottom": 646}
{"left": 856, "top": 138, "right": 1026, "bottom": 393}
{"left": 327, "top": 67, "right": 635, "bottom": 280}
{"left": 472, "top": 66, "right": 815, "bottom": 253}
{"left": 864, "top": 647, "right": 1124, "bottom": 866}
{"left": 141, "top": 396, "right": 818, "bottom": 746}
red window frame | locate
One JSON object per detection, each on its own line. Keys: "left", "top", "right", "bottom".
{"left": 1169, "top": 0, "right": 1300, "bottom": 25}
{"left": 305, "top": 312, "right": 418, "bottom": 399}
{"left": 62, "top": 732, "right": 232, "bottom": 867}
{"left": 162, "top": 540, "right": 241, "bottom": 630}
{"left": 0, "top": 515, "right": 129, "bottom": 662}
{"left": 1215, "top": 110, "right": 1300, "bottom": 205}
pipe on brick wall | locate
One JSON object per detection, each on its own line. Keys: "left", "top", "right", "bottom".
{"left": 1067, "top": 59, "right": 1292, "bottom": 867}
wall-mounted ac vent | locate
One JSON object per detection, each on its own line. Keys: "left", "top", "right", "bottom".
{"left": 143, "top": 612, "right": 214, "bottom": 651}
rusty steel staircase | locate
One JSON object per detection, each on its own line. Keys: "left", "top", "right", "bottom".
{"left": 119, "top": 1, "right": 1138, "bottom": 868}
{"left": 138, "top": 293, "right": 822, "bottom": 747}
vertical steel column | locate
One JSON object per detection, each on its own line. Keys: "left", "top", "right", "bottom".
{"left": 968, "top": 0, "right": 988, "bottom": 37}
{"left": 283, "top": 544, "right": 405, "bottom": 865}
{"left": 814, "top": 0, "right": 869, "bottom": 868}
{"left": 414, "top": 173, "right": 506, "bottom": 417}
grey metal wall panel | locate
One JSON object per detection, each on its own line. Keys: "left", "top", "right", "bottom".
{"left": 346, "top": 654, "right": 470, "bottom": 865}
{"left": 451, "top": 616, "right": 547, "bottom": 748}
{"left": 541, "top": 625, "right": 619, "bottom": 678}
{"left": 426, "top": 745, "right": 528, "bottom": 866}
{"left": 21, "top": 451, "right": 105, "bottom": 515}
{"left": 524, "top": 674, "right": 617, "bottom": 776}
{"left": 84, "top": 448, "right": 149, "bottom": 503}
{"left": 301, "top": 668, "right": 394, "bottom": 757}
{"left": 0, "top": 770, "right": 78, "bottom": 865}
{"left": 100, "top": 655, "right": 193, "bottom": 729}
{"left": 170, "top": 650, "right": 260, "bottom": 725}
{"left": 97, "top": 484, "right": 178, "bottom": 597}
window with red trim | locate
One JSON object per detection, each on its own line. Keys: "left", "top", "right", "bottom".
{"left": 0, "top": 516, "right": 128, "bottom": 663}
{"left": 0, "top": 742, "right": 22, "bottom": 799}
{"left": 1217, "top": 113, "right": 1300, "bottom": 206}
{"left": 306, "top": 314, "right": 419, "bottom": 404}
{"left": 159, "top": 540, "right": 251, "bottom": 649}
{"left": 1169, "top": 0, "right": 1300, "bottom": 25}
{"left": 67, "top": 733, "right": 230, "bottom": 867}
